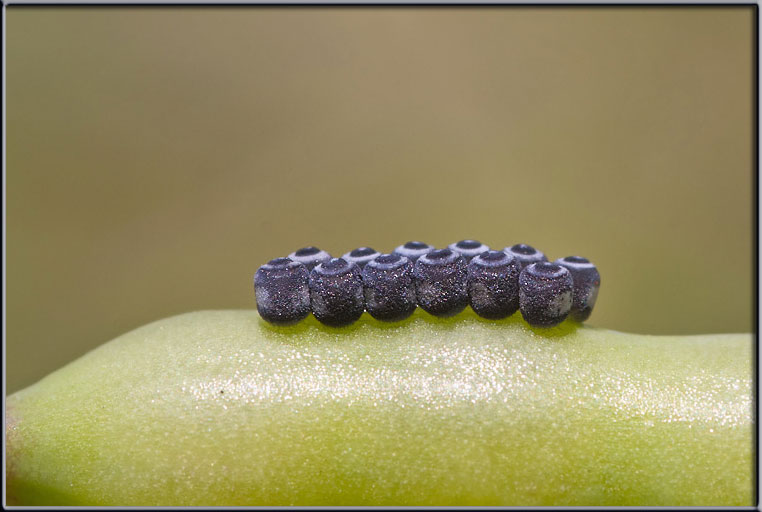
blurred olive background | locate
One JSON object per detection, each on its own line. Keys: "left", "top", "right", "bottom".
{"left": 7, "top": 7, "right": 754, "bottom": 393}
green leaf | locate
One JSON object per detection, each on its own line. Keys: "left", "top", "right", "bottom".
{"left": 5, "top": 310, "right": 754, "bottom": 506}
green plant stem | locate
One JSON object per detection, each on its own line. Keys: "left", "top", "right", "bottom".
{"left": 5, "top": 310, "right": 754, "bottom": 506}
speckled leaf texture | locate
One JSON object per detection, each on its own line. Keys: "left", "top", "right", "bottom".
{"left": 5, "top": 310, "right": 754, "bottom": 506}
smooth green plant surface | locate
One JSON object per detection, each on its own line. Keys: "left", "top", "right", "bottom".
{"left": 5, "top": 310, "right": 754, "bottom": 506}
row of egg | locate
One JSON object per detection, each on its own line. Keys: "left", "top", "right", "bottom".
{"left": 254, "top": 240, "right": 600, "bottom": 328}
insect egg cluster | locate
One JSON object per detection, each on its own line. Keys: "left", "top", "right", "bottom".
{"left": 254, "top": 240, "right": 600, "bottom": 328}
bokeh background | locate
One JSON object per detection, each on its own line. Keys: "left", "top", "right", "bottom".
{"left": 7, "top": 7, "right": 754, "bottom": 393}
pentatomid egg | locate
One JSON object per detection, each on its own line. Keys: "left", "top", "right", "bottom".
{"left": 467, "top": 250, "right": 521, "bottom": 319}
{"left": 256, "top": 240, "right": 602, "bottom": 329}
{"left": 362, "top": 253, "right": 417, "bottom": 322}
{"left": 342, "top": 247, "right": 381, "bottom": 268}
{"left": 504, "top": 244, "right": 548, "bottom": 270}
{"left": 288, "top": 246, "right": 332, "bottom": 271}
{"left": 519, "top": 262, "right": 573, "bottom": 328}
{"left": 254, "top": 258, "right": 311, "bottom": 325}
{"left": 413, "top": 248, "right": 469, "bottom": 317}
{"left": 393, "top": 241, "right": 434, "bottom": 263}
{"left": 554, "top": 256, "right": 601, "bottom": 322}
{"left": 309, "top": 258, "right": 365, "bottom": 327}
{"left": 449, "top": 239, "right": 490, "bottom": 262}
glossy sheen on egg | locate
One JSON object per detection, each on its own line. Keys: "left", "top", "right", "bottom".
{"left": 519, "top": 262, "right": 574, "bottom": 328}
{"left": 448, "top": 239, "right": 490, "bottom": 262}
{"left": 467, "top": 250, "right": 521, "bottom": 320}
{"left": 342, "top": 247, "right": 381, "bottom": 268}
{"left": 503, "top": 244, "right": 548, "bottom": 270}
{"left": 413, "top": 249, "right": 469, "bottom": 318}
{"left": 393, "top": 241, "right": 435, "bottom": 263}
{"left": 288, "top": 246, "right": 332, "bottom": 271}
{"left": 554, "top": 256, "right": 601, "bottom": 322}
{"left": 309, "top": 258, "right": 365, "bottom": 327}
{"left": 253, "top": 258, "right": 311, "bottom": 325}
{"left": 362, "top": 254, "right": 417, "bottom": 322}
